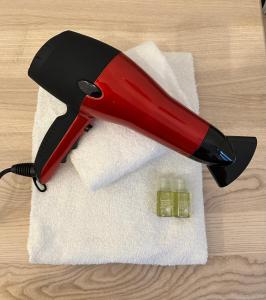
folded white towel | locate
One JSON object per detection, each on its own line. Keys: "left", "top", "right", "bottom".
{"left": 28, "top": 42, "right": 208, "bottom": 265}
{"left": 71, "top": 42, "right": 198, "bottom": 191}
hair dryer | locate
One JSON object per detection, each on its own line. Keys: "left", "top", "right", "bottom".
{"left": 0, "top": 31, "right": 257, "bottom": 190}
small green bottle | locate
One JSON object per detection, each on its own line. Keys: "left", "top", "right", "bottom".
{"left": 173, "top": 178, "right": 191, "bottom": 218}
{"left": 157, "top": 177, "right": 175, "bottom": 217}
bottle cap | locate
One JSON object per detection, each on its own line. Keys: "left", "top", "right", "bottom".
{"left": 176, "top": 177, "right": 186, "bottom": 191}
{"left": 160, "top": 177, "right": 172, "bottom": 191}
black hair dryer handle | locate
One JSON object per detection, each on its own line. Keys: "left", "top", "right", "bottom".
{"left": 34, "top": 108, "right": 93, "bottom": 184}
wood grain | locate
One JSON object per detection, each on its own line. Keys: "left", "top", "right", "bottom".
{"left": 0, "top": 255, "right": 265, "bottom": 300}
{"left": 0, "top": 0, "right": 266, "bottom": 299}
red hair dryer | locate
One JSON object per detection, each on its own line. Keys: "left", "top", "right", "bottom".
{"left": 1, "top": 31, "right": 256, "bottom": 190}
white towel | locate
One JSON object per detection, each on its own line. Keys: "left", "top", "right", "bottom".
{"left": 28, "top": 42, "right": 208, "bottom": 265}
{"left": 47, "top": 42, "right": 198, "bottom": 191}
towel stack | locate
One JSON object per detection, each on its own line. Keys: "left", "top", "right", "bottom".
{"left": 28, "top": 41, "right": 208, "bottom": 265}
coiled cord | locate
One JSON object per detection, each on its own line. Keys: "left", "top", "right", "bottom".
{"left": 0, "top": 163, "right": 47, "bottom": 192}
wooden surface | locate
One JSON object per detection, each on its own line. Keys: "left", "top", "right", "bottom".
{"left": 0, "top": 0, "right": 266, "bottom": 299}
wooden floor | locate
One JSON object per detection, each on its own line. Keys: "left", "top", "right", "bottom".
{"left": 0, "top": 1, "right": 266, "bottom": 299}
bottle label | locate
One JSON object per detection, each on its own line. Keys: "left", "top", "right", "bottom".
{"left": 174, "top": 192, "right": 190, "bottom": 218}
{"left": 157, "top": 191, "right": 175, "bottom": 217}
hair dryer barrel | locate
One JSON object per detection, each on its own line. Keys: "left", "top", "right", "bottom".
{"left": 81, "top": 53, "right": 210, "bottom": 157}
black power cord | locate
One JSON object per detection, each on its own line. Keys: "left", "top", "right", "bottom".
{"left": 0, "top": 163, "right": 47, "bottom": 192}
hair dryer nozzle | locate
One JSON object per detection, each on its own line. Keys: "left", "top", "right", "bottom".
{"left": 207, "top": 136, "right": 257, "bottom": 187}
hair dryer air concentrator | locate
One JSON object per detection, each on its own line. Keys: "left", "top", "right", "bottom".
{"left": 3, "top": 31, "right": 256, "bottom": 190}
